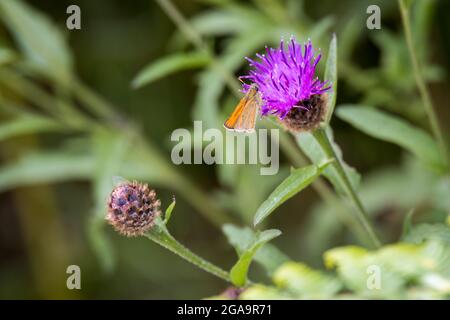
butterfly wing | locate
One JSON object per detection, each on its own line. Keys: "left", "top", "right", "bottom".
{"left": 224, "top": 95, "right": 246, "bottom": 130}
{"left": 224, "top": 87, "right": 260, "bottom": 133}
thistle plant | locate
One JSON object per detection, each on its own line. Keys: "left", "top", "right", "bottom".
{"left": 239, "top": 36, "right": 381, "bottom": 248}
{"left": 1, "top": 0, "right": 449, "bottom": 300}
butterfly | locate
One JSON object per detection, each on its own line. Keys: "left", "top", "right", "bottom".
{"left": 224, "top": 83, "right": 261, "bottom": 133}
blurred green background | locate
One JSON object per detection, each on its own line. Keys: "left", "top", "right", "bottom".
{"left": 0, "top": 0, "right": 449, "bottom": 299}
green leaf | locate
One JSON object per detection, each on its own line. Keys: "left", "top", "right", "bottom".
{"left": 254, "top": 162, "right": 330, "bottom": 226}
{"left": 222, "top": 224, "right": 289, "bottom": 275}
{"left": 240, "top": 284, "right": 290, "bottom": 300}
{"left": 336, "top": 105, "right": 446, "bottom": 170}
{"left": 88, "top": 130, "right": 129, "bottom": 273}
{"left": 309, "top": 16, "right": 335, "bottom": 41}
{"left": 324, "top": 245, "right": 405, "bottom": 298}
{"left": 92, "top": 129, "right": 129, "bottom": 217}
{"left": 229, "top": 229, "right": 281, "bottom": 286}
{"left": 190, "top": 9, "right": 255, "bottom": 36}
{"left": 164, "top": 197, "right": 176, "bottom": 225}
{"left": 323, "top": 33, "right": 337, "bottom": 124}
{"left": 273, "top": 262, "right": 342, "bottom": 298}
{"left": 403, "top": 223, "right": 450, "bottom": 245}
{"left": 0, "top": 0, "right": 73, "bottom": 84}
{"left": 0, "top": 114, "right": 64, "bottom": 142}
{"left": 227, "top": 165, "right": 288, "bottom": 223}
{"left": 401, "top": 0, "right": 414, "bottom": 10}
{"left": 0, "top": 150, "right": 93, "bottom": 192}
{"left": 401, "top": 208, "right": 416, "bottom": 240}
{"left": 88, "top": 215, "right": 115, "bottom": 274}
{"left": 296, "top": 128, "right": 361, "bottom": 195}
{"left": 0, "top": 47, "right": 15, "bottom": 65}
{"left": 131, "top": 52, "right": 210, "bottom": 88}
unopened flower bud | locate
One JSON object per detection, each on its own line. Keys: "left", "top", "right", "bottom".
{"left": 106, "top": 181, "right": 161, "bottom": 237}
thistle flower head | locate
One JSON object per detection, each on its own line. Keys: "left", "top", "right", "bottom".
{"left": 106, "top": 181, "right": 161, "bottom": 237}
{"left": 241, "top": 37, "right": 331, "bottom": 120}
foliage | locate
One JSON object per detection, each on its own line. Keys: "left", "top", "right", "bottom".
{"left": 239, "top": 237, "right": 450, "bottom": 300}
{"left": 0, "top": 0, "right": 449, "bottom": 299}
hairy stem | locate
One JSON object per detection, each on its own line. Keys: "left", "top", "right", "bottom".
{"left": 146, "top": 219, "right": 230, "bottom": 282}
{"left": 398, "top": 0, "right": 448, "bottom": 165}
{"left": 312, "top": 128, "right": 381, "bottom": 248}
{"left": 263, "top": 119, "right": 371, "bottom": 246}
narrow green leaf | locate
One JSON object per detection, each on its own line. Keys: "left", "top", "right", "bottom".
{"left": 92, "top": 129, "right": 129, "bottom": 217}
{"left": 309, "top": 16, "right": 335, "bottom": 41}
{"left": 336, "top": 105, "right": 445, "bottom": 170}
{"left": 400, "top": 0, "right": 414, "bottom": 10}
{"left": 0, "top": 150, "right": 93, "bottom": 192}
{"left": 254, "top": 162, "right": 331, "bottom": 226}
{"left": 0, "top": 48, "right": 15, "bottom": 65}
{"left": 229, "top": 229, "right": 281, "bottom": 286}
{"left": 401, "top": 208, "right": 416, "bottom": 240}
{"left": 88, "top": 215, "right": 115, "bottom": 274}
{"left": 273, "top": 262, "right": 342, "bottom": 298}
{"left": 88, "top": 130, "right": 128, "bottom": 273}
{"left": 132, "top": 52, "right": 210, "bottom": 88}
{"left": 190, "top": 9, "right": 254, "bottom": 36}
{"left": 164, "top": 197, "right": 176, "bottom": 224}
{"left": 403, "top": 223, "right": 450, "bottom": 245}
{"left": 0, "top": 0, "right": 73, "bottom": 84}
{"left": 0, "top": 114, "right": 63, "bottom": 142}
{"left": 324, "top": 33, "right": 337, "bottom": 124}
{"left": 222, "top": 224, "right": 289, "bottom": 275}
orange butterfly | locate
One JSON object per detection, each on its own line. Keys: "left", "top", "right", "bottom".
{"left": 224, "top": 84, "right": 261, "bottom": 133}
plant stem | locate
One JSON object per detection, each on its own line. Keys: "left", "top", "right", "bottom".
{"left": 312, "top": 127, "right": 381, "bottom": 248}
{"left": 155, "top": 0, "right": 240, "bottom": 93}
{"left": 72, "top": 80, "right": 120, "bottom": 123}
{"left": 146, "top": 219, "right": 230, "bottom": 282}
{"left": 263, "top": 119, "right": 371, "bottom": 246}
{"left": 398, "top": 0, "right": 448, "bottom": 165}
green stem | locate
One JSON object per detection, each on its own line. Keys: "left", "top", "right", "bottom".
{"left": 312, "top": 127, "right": 381, "bottom": 248}
{"left": 279, "top": 132, "right": 370, "bottom": 245}
{"left": 146, "top": 219, "right": 230, "bottom": 282}
{"left": 266, "top": 120, "right": 372, "bottom": 247}
{"left": 72, "top": 80, "right": 120, "bottom": 122}
{"left": 155, "top": 0, "right": 240, "bottom": 94}
{"left": 398, "top": 0, "right": 448, "bottom": 165}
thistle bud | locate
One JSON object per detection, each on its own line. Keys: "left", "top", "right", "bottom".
{"left": 106, "top": 181, "right": 161, "bottom": 237}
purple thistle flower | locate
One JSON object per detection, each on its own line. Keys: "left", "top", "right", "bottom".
{"left": 241, "top": 37, "right": 331, "bottom": 119}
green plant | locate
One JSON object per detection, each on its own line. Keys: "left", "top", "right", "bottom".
{"left": 1, "top": 0, "right": 449, "bottom": 299}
